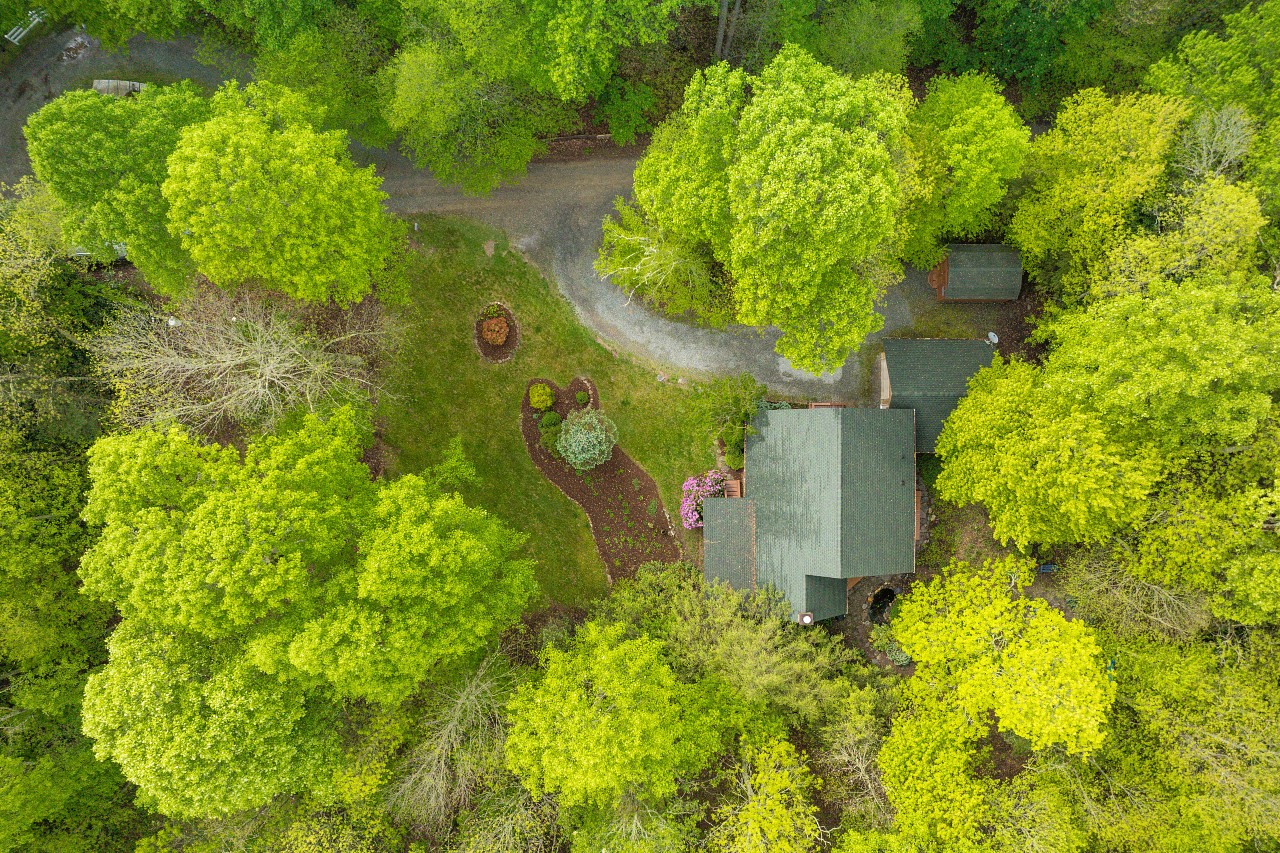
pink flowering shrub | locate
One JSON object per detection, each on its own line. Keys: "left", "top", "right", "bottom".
{"left": 680, "top": 469, "right": 727, "bottom": 529}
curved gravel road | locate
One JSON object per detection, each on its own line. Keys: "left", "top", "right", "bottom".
{"left": 2, "top": 29, "right": 959, "bottom": 400}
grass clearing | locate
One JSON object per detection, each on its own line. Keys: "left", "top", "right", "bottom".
{"left": 378, "top": 216, "right": 714, "bottom": 608}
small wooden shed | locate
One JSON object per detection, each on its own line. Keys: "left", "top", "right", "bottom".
{"left": 92, "top": 80, "right": 146, "bottom": 97}
{"left": 928, "top": 244, "right": 1023, "bottom": 302}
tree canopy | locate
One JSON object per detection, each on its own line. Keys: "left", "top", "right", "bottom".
{"left": 78, "top": 407, "right": 536, "bottom": 815}
{"left": 1008, "top": 89, "right": 1189, "bottom": 300}
{"left": 163, "top": 84, "right": 401, "bottom": 304}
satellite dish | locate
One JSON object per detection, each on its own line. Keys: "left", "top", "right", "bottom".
{"left": 986, "top": 331, "right": 999, "bottom": 345}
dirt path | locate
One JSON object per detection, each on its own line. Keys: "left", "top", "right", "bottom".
{"left": 2, "top": 29, "right": 990, "bottom": 402}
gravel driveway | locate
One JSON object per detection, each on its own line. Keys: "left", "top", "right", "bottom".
{"left": 2, "top": 29, "right": 968, "bottom": 401}
{"left": 367, "top": 142, "right": 945, "bottom": 400}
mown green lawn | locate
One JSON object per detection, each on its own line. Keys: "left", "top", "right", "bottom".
{"left": 378, "top": 216, "right": 714, "bottom": 608}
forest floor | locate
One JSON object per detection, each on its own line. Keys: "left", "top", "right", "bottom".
{"left": 378, "top": 216, "right": 714, "bottom": 608}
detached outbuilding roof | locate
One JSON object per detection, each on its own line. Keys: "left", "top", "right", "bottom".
{"left": 703, "top": 408, "right": 916, "bottom": 622}
{"left": 882, "top": 339, "right": 994, "bottom": 452}
{"left": 932, "top": 244, "right": 1023, "bottom": 301}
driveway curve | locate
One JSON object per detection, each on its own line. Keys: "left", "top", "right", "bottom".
{"left": 366, "top": 143, "right": 936, "bottom": 400}
{"left": 2, "top": 28, "right": 937, "bottom": 400}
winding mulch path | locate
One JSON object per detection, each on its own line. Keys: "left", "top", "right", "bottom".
{"left": 520, "top": 377, "right": 680, "bottom": 582}
{"left": 475, "top": 303, "right": 520, "bottom": 363}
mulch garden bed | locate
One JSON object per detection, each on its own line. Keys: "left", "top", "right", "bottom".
{"left": 520, "top": 376, "right": 680, "bottom": 583}
{"left": 475, "top": 302, "right": 520, "bottom": 363}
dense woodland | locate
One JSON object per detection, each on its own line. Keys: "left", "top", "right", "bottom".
{"left": 1, "top": 0, "right": 1279, "bottom": 850}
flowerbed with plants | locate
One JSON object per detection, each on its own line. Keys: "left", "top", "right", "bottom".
{"left": 520, "top": 376, "right": 679, "bottom": 581}
{"left": 475, "top": 302, "right": 519, "bottom": 362}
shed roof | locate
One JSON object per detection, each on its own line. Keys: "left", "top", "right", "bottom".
{"left": 883, "top": 339, "right": 995, "bottom": 452}
{"left": 944, "top": 244, "right": 1023, "bottom": 301}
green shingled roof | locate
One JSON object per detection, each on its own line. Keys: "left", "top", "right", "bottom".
{"left": 702, "top": 498, "right": 756, "bottom": 592}
{"left": 944, "top": 244, "right": 1023, "bottom": 301}
{"left": 701, "top": 408, "right": 916, "bottom": 622}
{"left": 883, "top": 339, "right": 995, "bottom": 452}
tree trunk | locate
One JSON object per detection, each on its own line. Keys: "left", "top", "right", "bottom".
{"left": 723, "top": 0, "right": 745, "bottom": 63}
{"left": 715, "top": 0, "right": 730, "bottom": 59}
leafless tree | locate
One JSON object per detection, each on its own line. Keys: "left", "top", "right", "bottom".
{"left": 449, "top": 782, "right": 560, "bottom": 853}
{"left": 384, "top": 656, "right": 512, "bottom": 834}
{"left": 814, "top": 684, "right": 896, "bottom": 831}
{"left": 1059, "top": 549, "right": 1212, "bottom": 640}
{"left": 89, "top": 288, "right": 382, "bottom": 436}
{"left": 1176, "top": 106, "right": 1254, "bottom": 182}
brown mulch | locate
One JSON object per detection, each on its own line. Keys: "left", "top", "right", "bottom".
{"left": 994, "top": 288, "right": 1050, "bottom": 364}
{"left": 475, "top": 303, "right": 520, "bottom": 363}
{"left": 977, "top": 724, "right": 1031, "bottom": 781}
{"left": 520, "top": 376, "right": 680, "bottom": 583}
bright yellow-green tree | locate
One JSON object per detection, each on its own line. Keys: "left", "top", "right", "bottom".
{"left": 902, "top": 72, "right": 1031, "bottom": 267}
{"left": 78, "top": 407, "right": 536, "bottom": 816}
{"left": 706, "top": 738, "right": 822, "bottom": 853}
{"left": 893, "top": 558, "right": 1115, "bottom": 755}
{"left": 1008, "top": 89, "right": 1189, "bottom": 300}
{"left": 162, "top": 84, "right": 401, "bottom": 304}
{"left": 505, "top": 620, "right": 731, "bottom": 810}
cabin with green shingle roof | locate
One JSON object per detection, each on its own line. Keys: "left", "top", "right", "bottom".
{"left": 878, "top": 339, "right": 995, "bottom": 453}
{"left": 702, "top": 408, "right": 916, "bottom": 623}
{"left": 928, "top": 244, "right": 1023, "bottom": 302}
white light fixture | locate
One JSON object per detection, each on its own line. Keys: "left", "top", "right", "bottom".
{"left": 798, "top": 612, "right": 815, "bottom": 626}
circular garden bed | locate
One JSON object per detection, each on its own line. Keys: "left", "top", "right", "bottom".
{"left": 475, "top": 302, "right": 519, "bottom": 363}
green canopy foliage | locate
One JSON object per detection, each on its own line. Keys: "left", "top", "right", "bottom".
{"left": 383, "top": 40, "right": 572, "bottom": 195}
{"left": 902, "top": 72, "right": 1031, "bottom": 267}
{"left": 163, "top": 84, "right": 401, "bottom": 304}
{"left": 936, "top": 357, "right": 1163, "bottom": 546}
{"left": 78, "top": 407, "right": 536, "bottom": 815}
{"left": 894, "top": 558, "right": 1115, "bottom": 755}
{"left": 619, "top": 47, "right": 914, "bottom": 372}
{"left": 24, "top": 83, "right": 209, "bottom": 295}
{"left": 1008, "top": 89, "right": 1190, "bottom": 300}
{"left": 706, "top": 738, "right": 821, "bottom": 853}
{"left": 505, "top": 620, "right": 730, "bottom": 810}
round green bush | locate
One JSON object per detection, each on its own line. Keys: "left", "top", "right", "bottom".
{"left": 528, "top": 383, "right": 555, "bottom": 411}
{"left": 556, "top": 408, "right": 618, "bottom": 473}
{"left": 539, "top": 411, "right": 562, "bottom": 431}
{"left": 540, "top": 424, "right": 562, "bottom": 457}
{"left": 576, "top": 390, "right": 590, "bottom": 406}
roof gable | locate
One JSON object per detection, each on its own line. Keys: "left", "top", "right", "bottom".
{"left": 883, "top": 339, "right": 994, "bottom": 452}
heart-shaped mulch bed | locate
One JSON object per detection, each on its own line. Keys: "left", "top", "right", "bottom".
{"left": 475, "top": 303, "right": 519, "bottom": 363}
{"left": 520, "top": 377, "right": 680, "bottom": 582}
